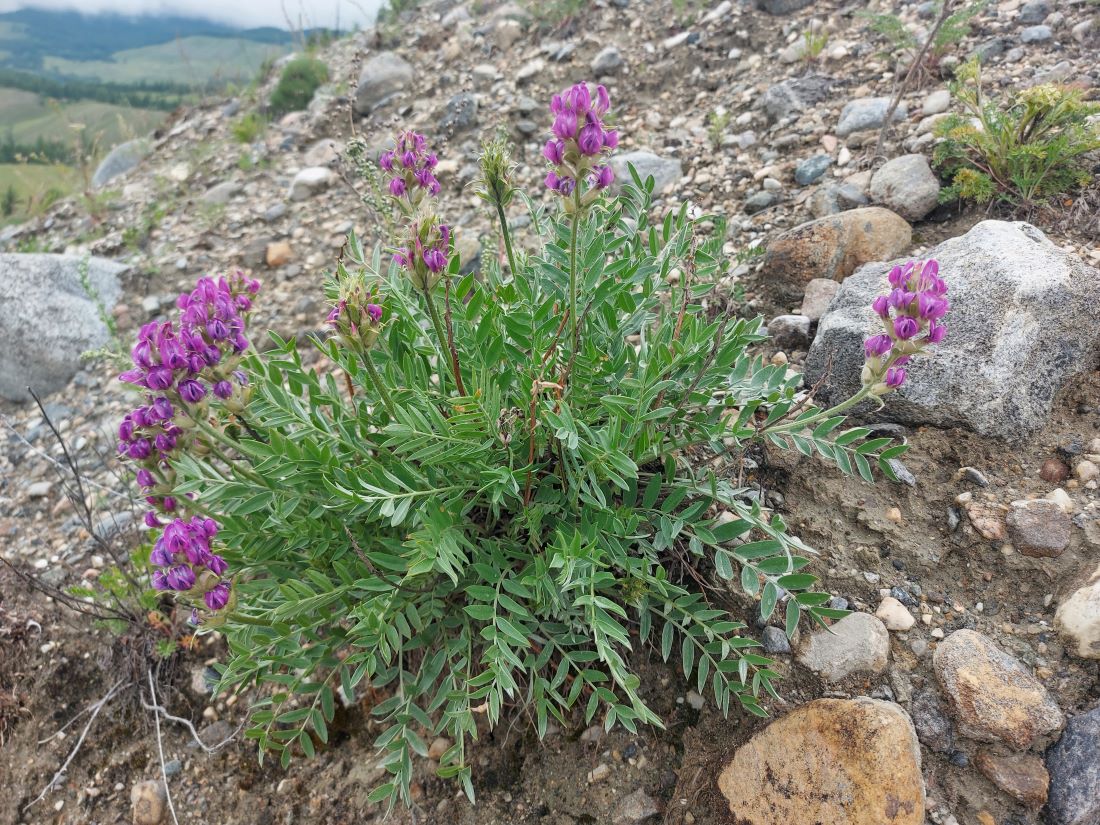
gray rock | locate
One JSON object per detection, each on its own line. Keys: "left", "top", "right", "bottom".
{"left": 93, "top": 510, "right": 134, "bottom": 541}
{"left": 611, "top": 788, "right": 659, "bottom": 824}
{"left": 756, "top": 0, "right": 813, "bottom": 13}
{"left": 973, "top": 38, "right": 1007, "bottom": 62}
{"left": 0, "top": 254, "right": 127, "bottom": 402}
{"left": 353, "top": 52, "right": 413, "bottom": 114}
{"left": 288, "top": 167, "right": 334, "bottom": 201}
{"left": 744, "top": 190, "right": 777, "bottom": 214}
{"left": 768, "top": 315, "right": 812, "bottom": 351}
{"left": 91, "top": 138, "right": 151, "bottom": 189}
{"left": 805, "top": 221, "right": 1100, "bottom": 439}
{"left": 837, "top": 98, "right": 907, "bottom": 137}
{"left": 761, "top": 74, "right": 832, "bottom": 122}
{"left": 923, "top": 89, "right": 951, "bottom": 115}
{"left": 794, "top": 154, "right": 832, "bottom": 186}
{"left": 1018, "top": 0, "right": 1050, "bottom": 24}
{"left": 801, "top": 278, "right": 839, "bottom": 321}
{"left": 869, "top": 154, "right": 941, "bottom": 221}
{"left": 1046, "top": 705, "right": 1100, "bottom": 825}
{"left": 440, "top": 92, "right": 479, "bottom": 133}
{"left": 611, "top": 151, "right": 682, "bottom": 194}
{"left": 303, "top": 137, "right": 343, "bottom": 167}
{"left": 199, "top": 181, "right": 242, "bottom": 206}
{"left": 1021, "top": 25, "right": 1053, "bottom": 43}
{"left": 263, "top": 203, "right": 287, "bottom": 223}
{"left": 796, "top": 612, "right": 889, "bottom": 682}
{"left": 591, "top": 45, "right": 624, "bottom": 75}
{"left": 762, "top": 626, "right": 792, "bottom": 655}
{"left": 910, "top": 689, "right": 954, "bottom": 753}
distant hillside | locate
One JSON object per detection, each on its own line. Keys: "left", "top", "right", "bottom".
{"left": 0, "top": 9, "right": 292, "bottom": 72}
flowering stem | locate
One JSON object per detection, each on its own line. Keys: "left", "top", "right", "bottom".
{"left": 763, "top": 384, "right": 877, "bottom": 436}
{"left": 568, "top": 191, "right": 581, "bottom": 353}
{"left": 362, "top": 354, "right": 397, "bottom": 419}
{"left": 422, "top": 286, "right": 460, "bottom": 396}
{"left": 494, "top": 201, "right": 520, "bottom": 284}
{"left": 443, "top": 277, "right": 468, "bottom": 396}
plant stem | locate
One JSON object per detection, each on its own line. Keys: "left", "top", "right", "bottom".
{"left": 568, "top": 191, "right": 581, "bottom": 353}
{"left": 363, "top": 354, "right": 398, "bottom": 418}
{"left": 764, "top": 384, "right": 876, "bottom": 435}
{"left": 495, "top": 200, "right": 519, "bottom": 283}
{"left": 422, "top": 285, "right": 458, "bottom": 395}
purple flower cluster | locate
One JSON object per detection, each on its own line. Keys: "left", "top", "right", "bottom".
{"left": 543, "top": 82, "right": 617, "bottom": 198}
{"left": 862, "top": 259, "right": 949, "bottom": 393}
{"left": 394, "top": 217, "right": 451, "bottom": 291}
{"left": 328, "top": 285, "right": 385, "bottom": 353}
{"left": 118, "top": 397, "right": 184, "bottom": 519}
{"left": 116, "top": 273, "right": 260, "bottom": 622}
{"left": 150, "top": 516, "right": 231, "bottom": 614}
{"left": 380, "top": 131, "right": 441, "bottom": 203}
{"left": 121, "top": 273, "right": 259, "bottom": 406}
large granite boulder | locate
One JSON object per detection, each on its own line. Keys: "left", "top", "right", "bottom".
{"left": 804, "top": 221, "right": 1100, "bottom": 440}
{"left": 92, "top": 138, "right": 152, "bottom": 189}
{"left": 0, "top": 254, "right": 127, "bottom": 401}
{"left": 611, "top": 151, "right": 682, "bottom": 194}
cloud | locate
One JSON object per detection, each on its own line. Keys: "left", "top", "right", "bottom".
{"left": 0, "top": 0, "right": 382, "bottom": 29}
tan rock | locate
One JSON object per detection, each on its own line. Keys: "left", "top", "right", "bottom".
{"left": 718, "top": 698, "right": 925, "bottom": 825}
{"left": 876, "top": 596, "right": 916, "bottom": 631}
{"left": 962, "top": 501, "right": 1007, "bottom": 541}
{"left": 131, "top": 779, "right": 166, "bottom": 825}
{"left": 933, "top": 629, "right": 1064, "bottom": 750}
{"left": 1055, "top": 563, "right": 1100, "bottom": 659}
{"left": 975, "top": 750, "right": 1049, "bottom": 806}
{"left": 265, "top": 240, "right": 294, "bottom": 268}
{"left": 761, "top": 207, "right": 912, "bottom": 300}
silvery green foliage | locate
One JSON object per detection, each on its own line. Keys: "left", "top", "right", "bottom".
{"left": 175, "top": 168, "right": 905, "bottom": 808}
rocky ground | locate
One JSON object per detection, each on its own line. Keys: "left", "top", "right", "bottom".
{"left": 2, "top": 0, "right": 1100, "bottom": 823}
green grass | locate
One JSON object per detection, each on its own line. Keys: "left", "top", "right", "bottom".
{"left": 0, "top": 86, "right": 166, "bottom": 151}
{"left": 42, "top": 35, "right": 289, "bottom": 86}
{"left": 0, "top": 161, "right": 77, "bottom": 222}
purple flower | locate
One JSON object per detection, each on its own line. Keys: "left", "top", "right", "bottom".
{"left": 165, "top": 564, "right": 196, "bottom": 591}
{"left": 577, "top": 123, "right": 604, "bottom": 156}
{"left": 872, "top": 295, "right": 890, "bottom": 319}
{"left": 925, "top": 321, "right": 947, "bottom": 344}
{"left": 893, "top": 316, "right": 919, "bottom": 340}
{"left": 543, "top": 139, "right": 564, "bottom": 165}
{"left": 423, "top": 247, "right": 447, "bottom": 273}
{"left": 603, "top": 129, "right": 619, "bottom": 150}
{"left": 207, "top": 554, "right": 228, "bottom": 575}
{"left": 389, "top": 178, "right": 406, "bottom": 197}
{"left": 144, "top": 511, "right": 161, "bottom": 529}
{"left": 178, "top": 379, "right": 207, "bottom": 404}
{"left": 553, "top": 110, "right": 578, "bottom": 140}
{"left": 864, "top": 334, "right": 893, "bottom": 358}
{"left": 212, "top": 380, "right": 233, "bottom": 399}
{"left": 885, "top": 367, "right": 907, "bottom": 388}
{"left": 545, "top": 171, "right": 561, "bottom": 191}
{"left": 917, "top": 292, "right": 948, "bottom": 321}
{"left": 367, "top": 303, "right": 383, "bottom": 323}
{"left": 136, "top": 469, "right": 156, "bottom": 488}
{"left": 591, "top": 165, "right": 614, "bottom": 189}
{"left": 379, "top": 151, "right": 394, "bottom": 171}
{"left": 204, "top": 582, "right": 231, "bottom": 611}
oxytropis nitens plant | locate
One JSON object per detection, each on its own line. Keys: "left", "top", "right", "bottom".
{"left": 121, "top": 82, "right": 948, "bottom": 807}
{"left": 933, "top": 59, "right": 1100, "bottom": 206}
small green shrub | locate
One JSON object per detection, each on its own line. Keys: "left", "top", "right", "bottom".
{"left": 231, "top": 112, "right": 267, "bottom": 144}
{"left": 933, "top": 60, "right": 1100, "bottom": 206}
{"left": 269, "top": 57, "right": 328, "bottom": 117}
{"left": 707, "top": 110, "right": 730, "bottom": 151}
{"left": 861, "top": 1, "right": 987, "bottom": 73}
{"left": 802, "top": 29, "right": 829, "bottom": 62}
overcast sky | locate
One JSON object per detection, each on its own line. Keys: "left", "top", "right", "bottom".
{"left": 0, "top": 0, "right": 383, "bottom": 29}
